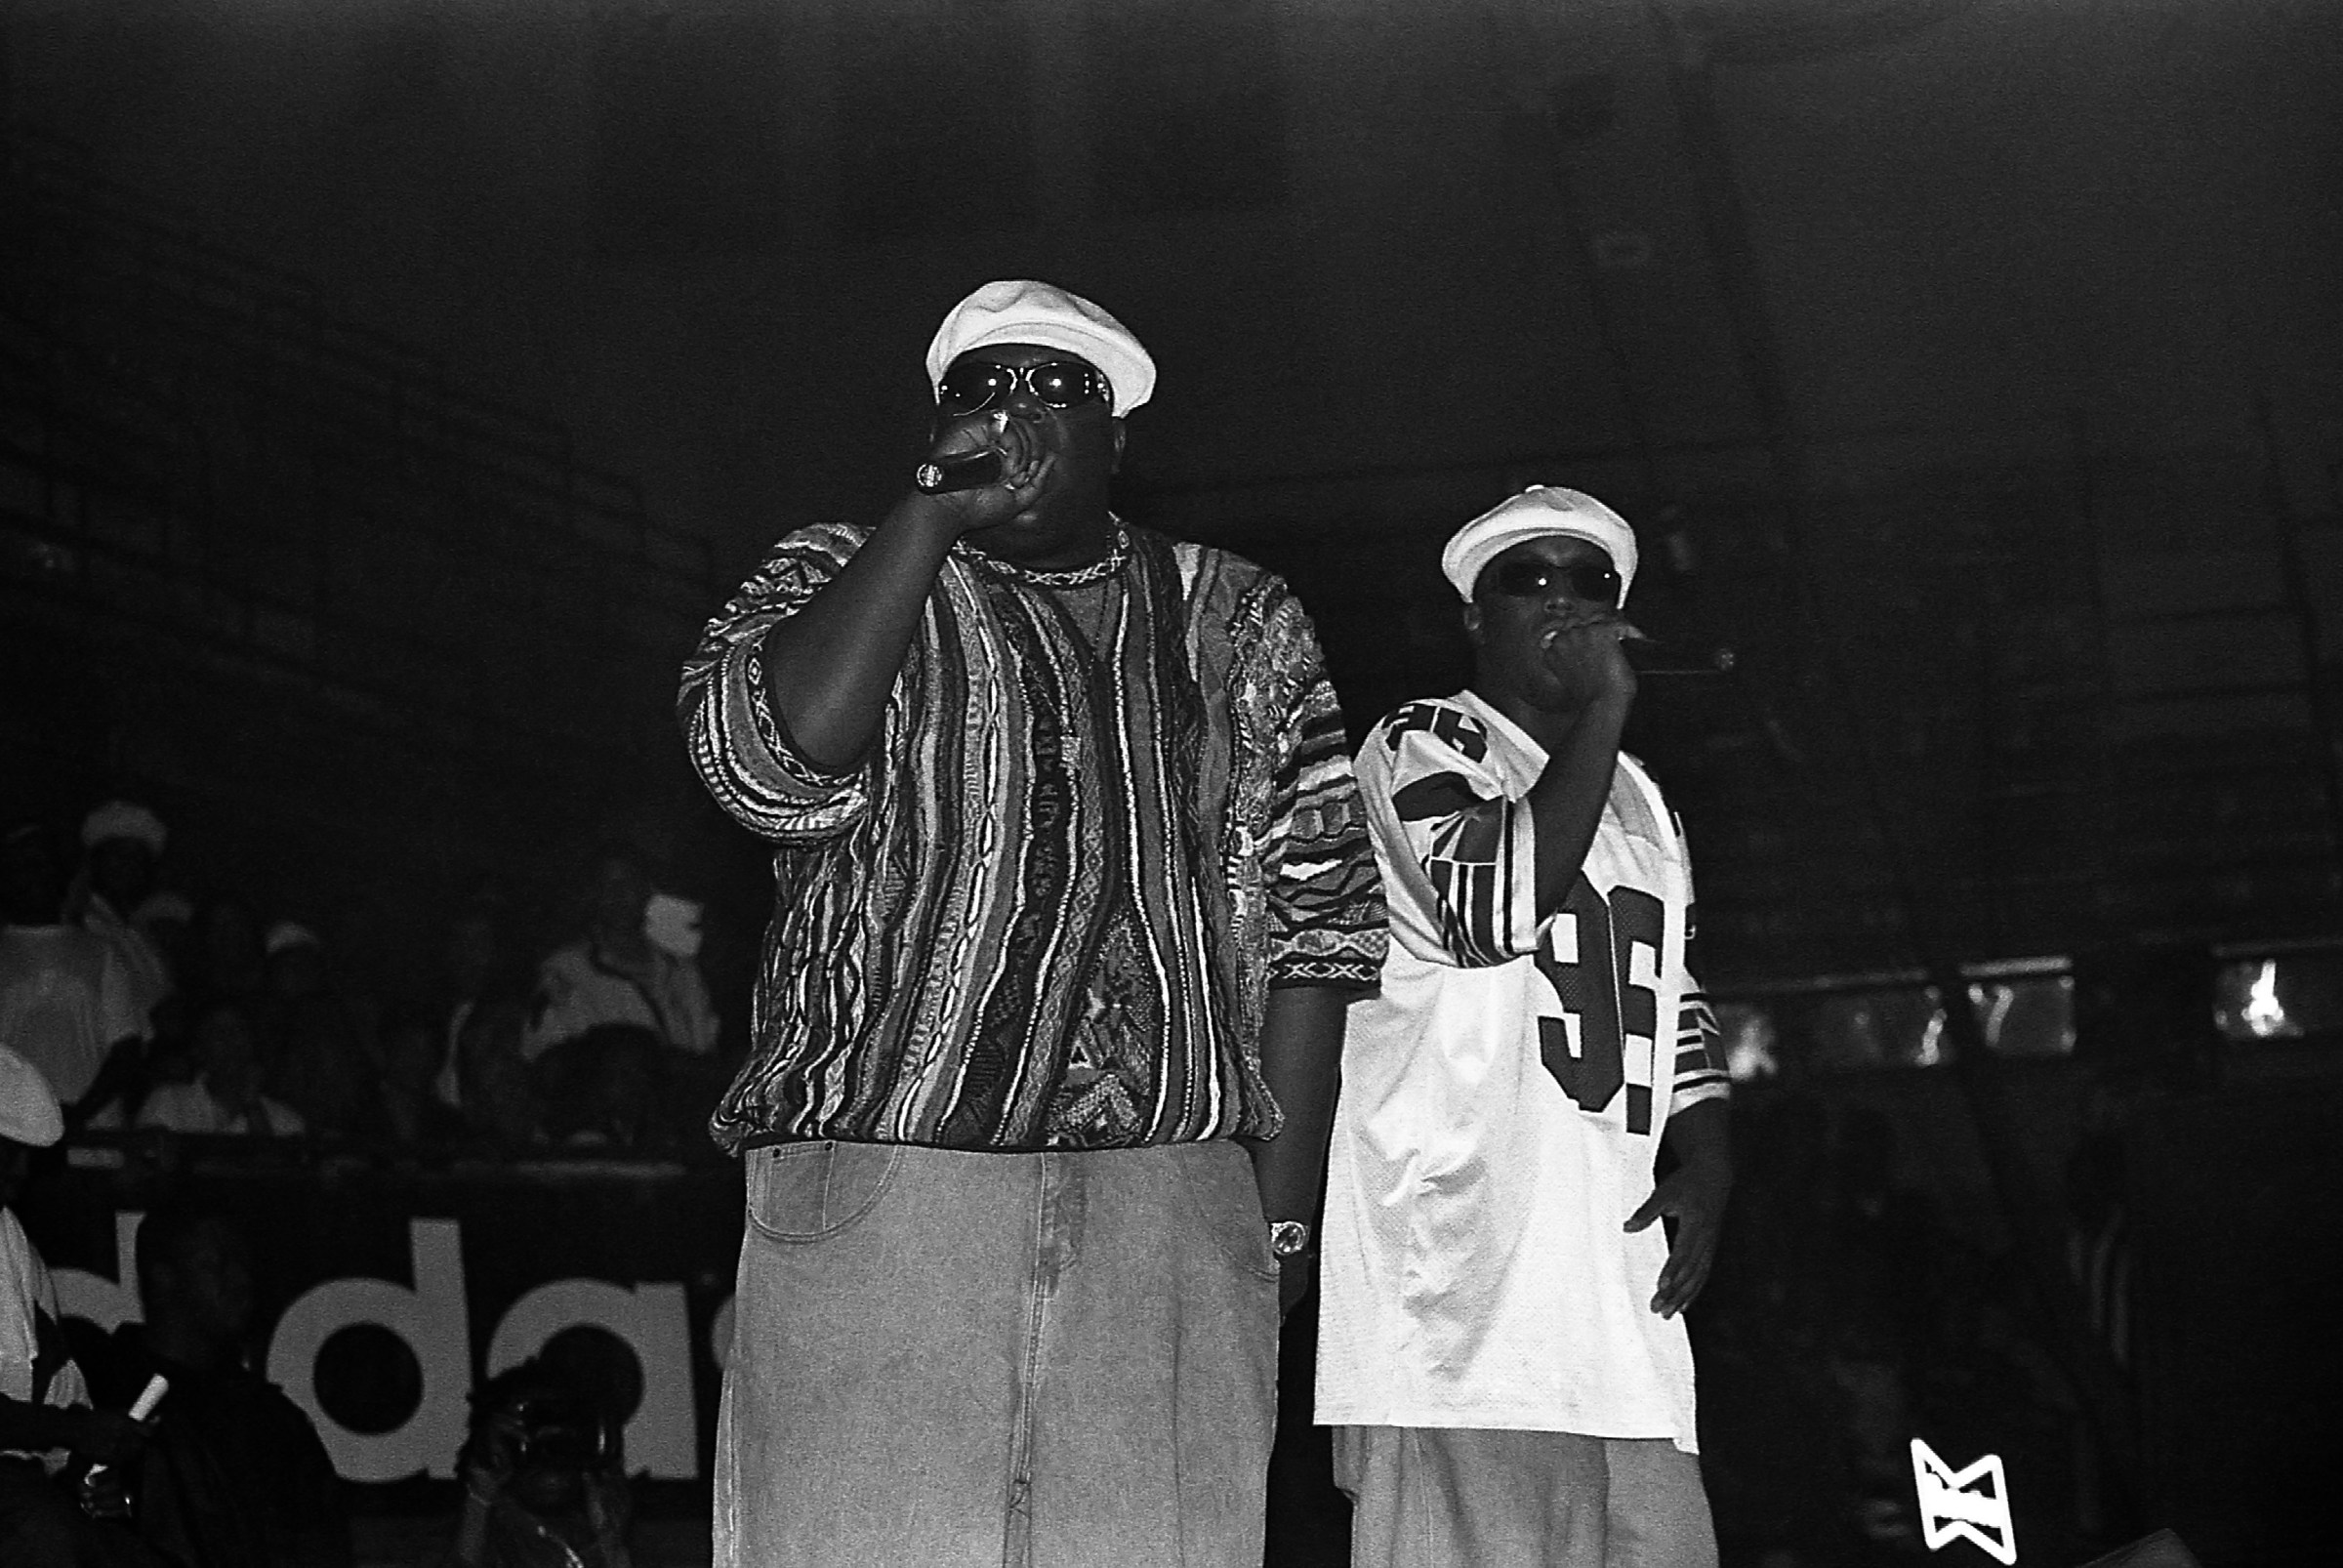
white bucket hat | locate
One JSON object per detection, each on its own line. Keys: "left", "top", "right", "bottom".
{"left": 1440, "top": 485, "right": 1639, "bottom": 603}
{"left": 925, "top": 280, "right": 1156, "bottom": 415}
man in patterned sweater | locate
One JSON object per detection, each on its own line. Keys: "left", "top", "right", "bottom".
{"left": 678, "top": 280, "right": 1384, "bottom": 1567}
{"left": 1317, "top": 486, "right": 1734, "bottom": 1567}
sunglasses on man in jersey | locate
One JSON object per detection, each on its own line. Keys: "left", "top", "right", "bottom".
{"left": 936, "top": 359, "right": 1114, "bottom": 419}
{"left": 1483, "top": 558, "right": 1623, "bottom": 608}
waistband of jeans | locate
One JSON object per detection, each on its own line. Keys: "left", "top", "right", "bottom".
{"left": 735, "top": 1129, "right": 1235, "bottom": 1157}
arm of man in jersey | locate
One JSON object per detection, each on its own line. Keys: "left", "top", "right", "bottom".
{"left": 1374, "top": 620, "right": 1730, "bottom": 1320}
{"left": 1513, "top": 583, "right": 1733, "bottom": 1322}
{"left": 1625, "top": 934, "right": 1733, "bottom": 1320}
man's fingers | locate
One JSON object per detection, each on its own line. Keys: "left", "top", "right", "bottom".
{"left": 1652, "top": 1223, "right": 1719, "bottom": 1316}
{"left": 1645, "top": 1188, "right": 1724, "bottom": 1315}
{"left": 993, "top": 420, "right": 1033, "bottom": 473}
{"left": 1652, "top": 1260, "right": 1690, "bottom": 1317}
{"left": 1625, "top": 1172, "right": 1688, "bottom": 1232}
{"left": 1661, "top": 1252, "right": 1714, "bottom": 1318}
{"left": 1010, "top": 451, "right": 1058, "bottom": 499}
{"left": 1653, "top": 1263, "right": 1691, "bottom": 1317}
{"left": 931, "top": 409, "right": 1007, "bottom": 461}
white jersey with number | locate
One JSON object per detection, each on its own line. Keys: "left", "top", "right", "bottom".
{"left": 1316, "top": 691, "right": 1728, "bottom": 1450}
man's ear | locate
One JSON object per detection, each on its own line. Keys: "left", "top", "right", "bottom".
{"left": 1109, "top": 419, "right": 1128, "bottom": 475}
{"left": 1460, "top": 601, "right": 1485, "bottom": 649}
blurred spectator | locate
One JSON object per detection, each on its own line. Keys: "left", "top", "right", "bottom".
{"left": 125, "top": 893, "right": 199, "bottom": 1103}
{"left": 0, "top": 822, "right": 148, "bottom": 1127}
{"left": 0, "top": 1045, "right": 157, "bottom": 1567}
{"left": 522, "top": 849, "right": 716, "bottom": 1065}
{"left": 534, "top": 1328, "right": 641, "bottom": 1454}
{"left": 82, "top": 1201, "right": 349, "bottom": 1568}
{"left": 378, "top": 1018, "right": 466, "bottom": 1149}
{"left": 70, "top": 804, "right": 175, "bottom": 1031}
{"left": 443, "top": 1355, "right": 633, "bottom": 1568}
{"left": 127, "top": 895, "right": 192, "bottom": 984}
{"left": 184, "top": 899, "right": 267, "bottom": 1011}
{"left": 531, "top": 1024, "right": 662, "bottom": 1152}
{"left": 131, "top": 1001, "right": 305, "bottom": 1138}
{"left": 1911, "top": 1254, "right": 2090, "bottom": 1567}
{"left": 375, "top": 899, "right": 517, "bottom": 1143}
{"left": 2064, "top": 1126, "right": 2132, "bottom": 1372}
{"left": 455, "top": 994, "right": 547, "bottom": 1155}
{"left": 1813, "top": 1106, "right": 1977, "bottom": 1554}
{"left": 257, "top": 924, "right": 378, "bottom": 1140}
{"left": 1825, "top": 1105, "right": 1952, "bottom": 1358}
{"left": 417, "top": 896, "right": 531, "bottom": 1114}
{"left": 1806, "top": 985, "right": 1948, "bottom": 1070}
{"left": 1696, "top": 1092, "right": 1854, "bottom": 1562}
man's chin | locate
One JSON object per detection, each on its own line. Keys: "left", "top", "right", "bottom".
{"left": 966, "top": 512, "right": 1049, "bottom": 557}
{"left": 970, "top": 504, "right": 1090, "bottom": 560}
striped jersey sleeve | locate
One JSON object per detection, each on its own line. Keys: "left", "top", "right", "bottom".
{"left": 677, "top": 522, "right": 876, "bottom": 843}
{"left": 1672, "top": 988, "right": 1729, "bottom": 1108}
{"left": 1369, "top": 700, "right": 1541, "bottom": 969}
{"left": 1670, "top": 838, "right": 1731, "bottom": 1108}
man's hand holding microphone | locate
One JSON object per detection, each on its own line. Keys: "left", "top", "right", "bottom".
{"left": 912, "top": 408, "right": 1053, "bottom": 532}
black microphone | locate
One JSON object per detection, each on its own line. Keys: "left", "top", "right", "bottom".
{"left": 914, "top": 448, "right": 1005, "bottom": 494}
{"left": 1622, "top": 636, "right": 1737, "bottom": 677}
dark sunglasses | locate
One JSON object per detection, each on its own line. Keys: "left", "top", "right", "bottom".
{"left": 936, "top": 359, "right": 1113, "bottom": 419}
{"left": 1483, "top": 558, "right": 1623, "bottom": 606}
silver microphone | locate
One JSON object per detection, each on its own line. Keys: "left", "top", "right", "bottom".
{"left": 913, "top": 448, "right": 1006, "bottom": 494}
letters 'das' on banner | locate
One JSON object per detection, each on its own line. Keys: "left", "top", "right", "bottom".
{"left": 1911, "top": 1436, "right": 2017, "bottom": 1565}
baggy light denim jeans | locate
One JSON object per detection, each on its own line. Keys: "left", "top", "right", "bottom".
{"left": 716, "top": 1138, "right": 1282, "bottom": 1568}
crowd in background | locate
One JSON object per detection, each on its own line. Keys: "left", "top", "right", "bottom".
{"left": 4, "top": 795, "right": 2161, "bottom": 1566}
{"left": 1690, "top": 1093, "right": 2126, "bottom": 1567}
{"left": 0, "top": 799, "right": 737, "bottom": 1164}
{"left": 0, "top": 1161, "right": 645, "bottom": 1568}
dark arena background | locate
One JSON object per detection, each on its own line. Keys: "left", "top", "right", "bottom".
{"left": 2, "top": 2, "right": 2339, "bottom": 1566}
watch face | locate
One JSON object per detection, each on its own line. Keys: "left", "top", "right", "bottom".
{"left": 1269, "top": 1219, "right": 1312, "bottom": 1258}
{"left": 915, "top": 462, "right": 944, "bottom": 491}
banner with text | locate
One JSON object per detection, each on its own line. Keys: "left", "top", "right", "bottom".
{"left": 19, "top": 1143, "right": 744, "bottom": 1496}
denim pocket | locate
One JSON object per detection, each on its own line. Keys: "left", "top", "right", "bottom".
{"left": 744, "top": 1140, "right": 903, "bottom": 1242}
{"left": 1173, "top": 1142, "right": 1281, "bottom": 1283}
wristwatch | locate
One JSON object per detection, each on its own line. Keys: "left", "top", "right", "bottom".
{"left": 1267, "top": 1218, "right": 1314, "bottom": 1259}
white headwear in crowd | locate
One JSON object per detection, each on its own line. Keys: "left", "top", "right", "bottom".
{"left": 1440, "top": 485, "right": 1640, "bottom": 604}
{"left": 925, "top": 280, "right": 1156, "bottom": 415}
{"left": 643, "top": 892, "right": 705, "bottom": 961}
{"left": 264, "top": 921, "right": 322, "bottom": 958}
{"left": 80, "top": 800, "right": 167, "bottom": 857}
{"left": 0, "top": 1047, "right": 63, "bottom": 1149}
{"left": 133, "top": 891, "right": 194, "bottom": 928}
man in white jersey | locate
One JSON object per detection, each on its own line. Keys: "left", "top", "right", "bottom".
{"left": 1318, "top": 485, "right": 1734, "bottom": 1567}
